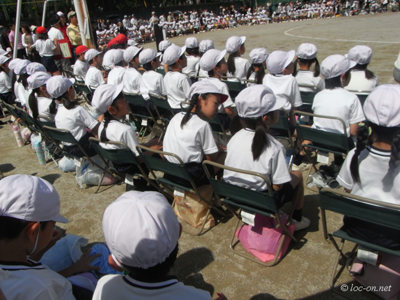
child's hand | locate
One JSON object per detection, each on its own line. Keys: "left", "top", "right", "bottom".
{"left": 72, "top": 249, "right": 101, "bottom": 274}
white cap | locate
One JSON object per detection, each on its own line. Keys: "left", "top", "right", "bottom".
{"left": 106, "top": 49, "right": 124, "bottom": 67}
{"left": 249, "top": 48, "right": 269, "bottom": 64}
{"left": 91, "top": 83, "right": 124, "bottom": 114}
{"left": 127, "top": 39, "right": 138, "bottom": 46}
{"left": 8, "top": 58, "right": 21, "bottom": 70}
{"left": 225, "top": 36, "right": 246, "bottom": 54}
{"left": 27, "top": 71, "right": 51, "bottom": 90}
{"left": 266, "top": 50, "right": 295, "bottom": 75}
{"left": 56, "top": 11, "right": 64, "bottom": 17}
{"left": 13, "top": 59, "right": 30, "bottom": 75}
{"left": 84, "top": 49, "right": 101, "bottom": 62}
{"left": 102, "top": 191, "right": 180, "bottom": 269}
{"left": 123, "top": 46, "right": 142, "bottom": 63}
{"left": 394, "top": 52, "right": 400, "bottom": 69}
{"left": 363, "top": 84, "right": 400, "bottom": 127}
{"left": 0, "top": 55, "right": 11, "bottom": 65}
{"left": 162, "top": 44, "right": 186, "bottom": 65}
{"left": 185, "top": 37, "right": 199, "bottom": 49}
{"left": 0, "top": 174, "right": 68, "bottom": 223}
{"left": 296, "top": 43, "right": 318, "bottom": 60}
{"left": 26, "top": 62, "right": 47, "bottom": 75}
{"left": 320, "top": 54, "right": 357, "bottom": 79}
{"left": 188, "top": 79, "right": 228, "bottom": 103}
{"left": 199, "top": 49, "right": 226, "bottom": 72}
{"left": 347, "top": 45, "right": 372, "bottom": 65}
{"left": 235, "top": 85, "right": 284, "bottom": 118}
{"left": 158, "top": 40, "right": 172, "bottom": 52}
{"left": 139, "top": 48, "right": 160, "bottom": 65}
{"left": 199, "top": 39, "right": 214, "bottom": 53}
{"left": 46, "top": 75, "right": 75, "bottom": 99}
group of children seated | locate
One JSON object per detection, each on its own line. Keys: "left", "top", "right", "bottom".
{"left": 0, "top": 32, "right": 399, "bottom": 299}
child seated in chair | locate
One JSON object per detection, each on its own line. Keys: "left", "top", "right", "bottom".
{"left": 223, "top": 85, "right": 310, "bottom": 231}
{"left": 163, "top": 79, "right": 228, "bottom": 187}
{"left": 92, "top": 190, "right": 212, "bottom": 300}
{"left": 337, "top": 84, "right": 400, "bottom": 249}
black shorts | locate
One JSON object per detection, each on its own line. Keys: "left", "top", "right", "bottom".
{"left": 41, "top": 56, "right": 59, "bottom": 73}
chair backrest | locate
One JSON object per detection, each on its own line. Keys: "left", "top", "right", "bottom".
{"left": 124, "top": 93, "right": 154, "bottom": 119}
{"left": 149, "top": 94, "right": 175, "bottom": 120}
{"left": 294, "top": 111, "right": 349, "bottom": 154}
{"left": 300, "top": 91, "right": 317, "bottom": 105}
{"left": 202, "top": 160, "right": 280, "bottom": 216}
{"left": 74, "top": 83, "right": 92, "bottom": 95}
{"left": 222, "top": 80, "right": 246, "bottom": 99}
{"left": 270, "top": 110, "right": 290, "bottom": 132}
{"left": 90, "top": 138, "right": 140, "bottom": 167}
{"left": 14, "top": 106, "right": 42, "bottom": 133}
{"left": 356, "top": 93, "right": 368, "bottom": 106}
{"left": 320, "top": 188, "right": 400, "bottom": 231}
{"left": 42, "top": 125, "right": 78, "bottom": 145}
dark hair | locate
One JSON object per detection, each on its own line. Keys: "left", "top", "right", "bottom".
{"left": 17, "top": 73, "right": 29, "bottom": 90}
{"left": 124, "top": 245, "right": 179, "bottom": 282}
{"left": 324, "top": 70, "right": 351, "bottom": 89}
{"left": 247, "top": 63, "right": 265, "bottom": 84}
{"left": 240, "top": 116, "right": 271, "bottom": 160}
{"left": 207, "top": 59, "right": 224, "bottom": 78}
{"left": 297, "top": 58, "right": 320, "bottom": 77}
{"left": 37, "top": 33, "right": 48, "bottom": 40}
{"left": 227, "top": 51, "right": 240, "bottom": 75}
{"left": 58, "top": 90, "right": 76, "bottom": 110}
{"left": 352, "top": 64, "right": 375, "bottom": 80}
{"left": 0, "top": 216, "right": 50, "bottom": 240}
{"left": 21, "top": 25, "right": 31, "bottom": 34}
{"left": 29, "top": 88, "right": 57, "bottom": 119}
{"left": 142, "top": 61, "right": 154, "bottom": 71}
{"left": 350, "top": 123, "right": 400, "bottom": 187}
{"left": 100, "top": 92, "right": 124, "bottom": 142}
{"left": 186, "top": 47, "right": 199, "bottom": 56}
{"left": 180, "top": 93, "right": 209, "bottom": 128}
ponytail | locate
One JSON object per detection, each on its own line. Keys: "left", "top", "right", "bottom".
{"left": 181, "top": 93, "right": 201, "bottom": 128}
{"left": 350, "top": 123, "right": 370, "bottom": 183}
{"left": 241, "top": 117, "right": 270, "bottom": 160}
{"left": 313, "top": 58, "right": 320, "bottom": 77}
{"left": 59, "top": 91, "right": 76, "bottom": 110}
{"left": 383, "top": 129, "right": 400, "bottom": 189}
{"left": 100, "top": 111, "right": 112, "bottom": 142}
{"left": 18, "top": 74, "right": 29, "bottom": 90}
{"left": 28, "top": 88, "right": 40, "bottom": 119}
{"left": 247, "top": 64, "right": 265, "bottom": 84}
{"left": 227, "top": 52, "right": 239, "bottom": 75}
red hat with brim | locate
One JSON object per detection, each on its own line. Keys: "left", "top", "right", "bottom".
{"left": 75, "top": 45, "right": 89, "bottom": 56}
{"left": 36, "top": 26, "right": 47, "bottom": 34}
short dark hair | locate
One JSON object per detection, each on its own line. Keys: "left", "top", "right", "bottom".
{"left": 0, "top": 216, "right": 50, "bottom": 240}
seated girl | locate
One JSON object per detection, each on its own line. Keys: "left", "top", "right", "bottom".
{"left": 47, "top": 75, "right": 99, "bottom": 157}
{"left": 225, "top": 36, "right": 250, "bottom": 82}
{"left": 246, "top": 48, "right": 269, "bottom": 86}
{"left": 162, "top": 79, "right": 228, "bottom": 187}
{"left": 337, "top": 84, "right": 400, "bottom": 249}
{"left": 223, "top": 85, "right": 310, "bottom": 231}
{"left": 295, "top": 43, "right": 324, "bottom": 92}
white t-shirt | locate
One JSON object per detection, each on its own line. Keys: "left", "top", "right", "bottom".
{"left": 108, "top": 66, "right": 126, "bottom": 86}
{"left": 32, "top": 39, "right": 56, "bottom": 57}
{"left": 345, "top": 70, "right": 378, "bottom": 93}
{"left": 140, "top": 70, "right": 166, "bottom": 99}
{"left": 312, "top": 88, "right": 365, "bottom": 136}
{"left": 73, "top": 59, "right": 90, "bottom": 81}
{"left": 224, "top": 129, "right": 291, "bottom": 191}
{"left": 295, "top": 70, "right": 325, "bottom": 92}
{"left": 163, "top": 71, "right": 191, "bottom": 109}
{"left": 85, "top": 66, "right": 105, "bottom": 89}
{"left": 14, "top": 81, "right": 30, "bottom": 107}
{"left": 227, "top": 57, "right": 250, "bottom": 81}
{"left": 92, "top": 275, "right": 211, "bottom": 300}
{"left": 123, "top": 68, "right": 142, "bottom": 95}
{"left": 207, "top": 77, "right": 234, "bottom": 112}
{"left": 0, "top": 262, "right": 75, "bottom": 300}
{"left": 37, "top": 96, "right": 55, "bottom": 121}
{"left": 263, "top": 74, "right": 302, "bottom": 112}
{"left": 98, "top": 120, "right": 139, "bottom": 155}
{"left": 337, "top": 146, "right": 400, "bottom": 205}
{"left": 163, "top": 112, "right": 218, "bottom": 163}
{"left": 0, "top": 71, "right": 11, "bottom": 94}
{"left": 182, "top": 55, "right": 200, "bottom": 78}
{"left": 47, "top": 27, "right": 64, "bottom": 56}
{"left": 55, "top": 104, "right": 98, "bottom": 143}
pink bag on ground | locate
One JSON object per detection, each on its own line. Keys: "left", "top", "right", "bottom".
{"left": 235, "top": 213, "right": 295, "bottom": 263}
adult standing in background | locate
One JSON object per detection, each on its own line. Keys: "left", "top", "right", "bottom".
{"left": 67, "top": 11, "right": 82, "bottom": 63}
{"left": 150, "top": 12, "right": 163, "bottom": 52}
{"left": 48, "top": 14, "right": 72, "bottom": 73}
{"left": 8, "top": 24, "right": 26, "bottom": 58}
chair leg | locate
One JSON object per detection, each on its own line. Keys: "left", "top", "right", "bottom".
{"left": 329, "top": 238, "right": 357, "bottom": 288}
{"left": 95, "top": 171, "right": 106, "bottom": 194}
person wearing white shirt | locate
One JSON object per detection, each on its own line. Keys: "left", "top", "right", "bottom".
{"left": 0, "top": 55, "right": 13, "bottom": 106}
{"left": 162, "top": 44, "right": 191, "bottom": 110}
{"left": 344, "top": 45, "right": 378, "bottom": 93}
{"left": 182, "top": 37, "right": 200, "bottom": 79}
{"left": 31, "top": 26, "right": 59, "bottom": 75}
{"left": 106, "top": 49, "right": 126, "bottom": 85}
{"left": 163, "top": 80, "right": 228, "bottom": 186}
{"left": 246, "top": 47, "right": 268, "bottom": 86}
{"left": 73, "top": 45, "right": 89, "bottom": 81}
{"left": 139, "top": 48, "right": 166, "bottom": 99}
{"left": 225, "top": 36, "right": 250, "bottom": 81}
{"left": 312, "top": 54, "right": 365, "bottom": 137}
{"left": 47, "top": 16, "right": 70, "bottom": 73}
{"left": 223, "top": 85, "right": 310, "bottom": 231}
{"left": 295, "top": 43, "right": 324, "bottom": 92}
{"left": 122, "top": 46, "right": 142, "bottom": 94}
{"left": 84, "top": 49, "right": 105, "bottom": 89}
{"left": 336, "top": 84, "right": 400, "bottom": 249}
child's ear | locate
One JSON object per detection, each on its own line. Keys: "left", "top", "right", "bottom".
{"left": 107, "top": 105, "right": 117, "bottom": 115}
{"left": 25, "top": 222, "right": 40, "bottom": 244}
{"left": 108, "top": 254, "right": 124, "bottom": 272}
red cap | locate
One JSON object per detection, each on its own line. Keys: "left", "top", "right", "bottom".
{"left": 107, "top": 33, "right": 128, "bottom": 48}
{"left": 75, "top": 45, "right": 89, "bottom": 56}
{"left": 36, "top": 26, "right": 47, "bottom": 34}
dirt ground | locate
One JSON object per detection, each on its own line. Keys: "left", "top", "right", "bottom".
{"left": 1, "top": 12, "right": 399, "bottom": 300}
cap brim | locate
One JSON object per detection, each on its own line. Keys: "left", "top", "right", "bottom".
{"left": 113, "top": 83, "right": 124, "bottom": 101}
{"left": 348, "top": 59, "right": 357, "bottom": 69}
{"left": 179, "top": 46, "right": 187, "bottom": 57}
{"left": 53, "top": 214, "right": 68, "bottom": 223}
{"left": 240, "top": 36, "right": 246, "bottom": 45}
{"left": 219, "top": 94, "right": 228, "bottom": 103}
{"left": 217, "top": 50, "right": 227, "bottom": 64}
{"left": 68, "top": 78, "right": 75, "bottom": 85}
{"left": 284, "top": 50, "right": 296, "bottom": 69}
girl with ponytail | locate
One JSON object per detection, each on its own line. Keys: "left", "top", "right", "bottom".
{"left": 337, "top": 84, "right": 400, "bottom": 249}
{"left": 163, "top": 79, "right": 228, "bottom": 186}
{"left": 223, "top": 85, "right": 310, "bottom": 231}
{"left": 295, "top": 43, "right": 324, "bottom": 92}
{"left": 27, "top": 71, "right": 56, "bottom": 121}
{"left": 225, "top": 36, "right": 250, "bottom": 82}
{"left": 247, "top": 48, "right": 269, "bottom": 86}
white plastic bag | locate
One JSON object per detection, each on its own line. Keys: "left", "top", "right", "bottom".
{"left": 58, "top": 156, "right": 76, "bottom": 172}
{"left": 75, "top": 156, "right": 115, "bottom": 188}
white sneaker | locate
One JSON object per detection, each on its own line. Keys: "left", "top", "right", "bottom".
{"left": 294, "top": 216, "right": 311, "bottom": 231}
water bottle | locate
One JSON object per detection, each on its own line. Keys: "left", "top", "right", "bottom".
{"left": 33, "top": 140, "right": 46, "bottom": 165}
{"left": 12, "top": 124, "right": 24, "bottom": 147}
